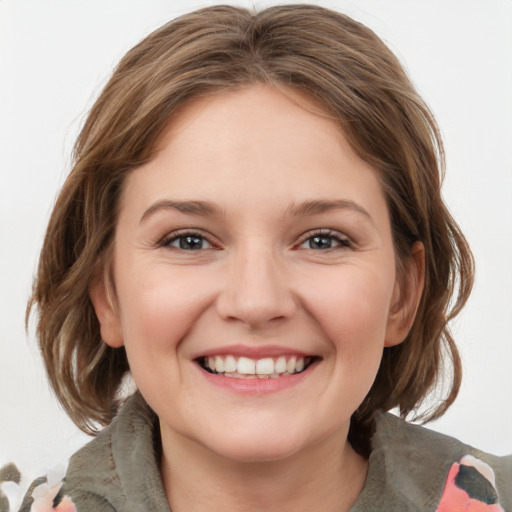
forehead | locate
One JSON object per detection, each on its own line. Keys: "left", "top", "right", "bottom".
{"left": 119, "top": 84, "right": 388, "bottom": 225}
{"left": 156, "top": 84, "right": 348, "bottom": 160}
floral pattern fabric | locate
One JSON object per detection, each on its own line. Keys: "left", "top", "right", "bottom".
{"left": 436, "top": 455, "right": 506, "bottom": 512}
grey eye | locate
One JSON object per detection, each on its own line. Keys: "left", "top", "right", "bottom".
{"left": 300, "top": 233, "right": 349, "bottom": 250}
{"left": 168, "top": 235, "right": 212, "bottom": 250}
{"left": 308, "top": 235, "right": 336, "bottom": 249}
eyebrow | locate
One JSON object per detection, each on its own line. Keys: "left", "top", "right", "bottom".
{"left": 140, "top": 200, "right": 221, "bottom": 223}
{"left": 140, "top": 198, "right": 373, "bottom": 224}
{"left": 287, "top": 199, "right": 373, "bottom": 221}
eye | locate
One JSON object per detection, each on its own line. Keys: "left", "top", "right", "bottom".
{"left": 298, "top": 230, "right": 352, "bottom": 250}
{"left": 162, "top": 232, "right": 213, "bottom": 250}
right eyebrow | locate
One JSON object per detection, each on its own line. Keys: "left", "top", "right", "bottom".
{"left": 140, "top": 200, "right": 221, "bottom": 224}
{"left": 286, "top": 199, "right": 374, "bottom": 225}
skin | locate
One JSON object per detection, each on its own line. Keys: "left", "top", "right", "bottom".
{"left": 91, "top": 85, "right": 424, "bottom": 511}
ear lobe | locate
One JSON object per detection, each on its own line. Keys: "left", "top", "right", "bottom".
{"left": 89, "top": 275, "right": 124, "bottom": 348}
{"left": 385, "top": 241, "right": 425, "bottom": 347}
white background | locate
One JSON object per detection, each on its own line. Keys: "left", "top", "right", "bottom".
{"left": 1, "top": 0, "right": 511, "bottom": 481}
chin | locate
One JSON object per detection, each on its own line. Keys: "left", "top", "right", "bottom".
{"left": 194, "top": 417, "right": 316, "bottom": 464}
{"left": 208, "top": 434, "right": 306, "bottom": 464}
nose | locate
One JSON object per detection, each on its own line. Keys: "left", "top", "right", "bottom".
{"left": 216, "top": 246, "right": 297, "bottom": 329}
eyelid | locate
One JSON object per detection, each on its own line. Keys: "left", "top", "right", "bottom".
{"left": 159, "top": 228, "right": 218, "bottom": 249}
{"left": 156, "top": 228, "right": 353, "bottom": 250}
{"left": 296, "top": 228, "right": 353, "bottom": 249}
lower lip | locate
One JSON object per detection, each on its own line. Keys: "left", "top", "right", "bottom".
{"left": 196, "top": 362, "right": 318, "bottom": 395}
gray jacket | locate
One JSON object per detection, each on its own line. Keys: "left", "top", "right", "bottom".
{"left": 20, "top": 393, "right": 512, "bottom": 511}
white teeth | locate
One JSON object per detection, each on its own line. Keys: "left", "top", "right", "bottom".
{"left": 237, "top": 357, "right": 256, "bottom": 375}
{"left": 256, "top": 358, "right": 274, "bottom": 375}
{"left": 224, "top": 355, "right": 237, "bottom": 373}
{"left": 203, "top": 355, "right": 311, "bottom": 378}
{"left": 275, "top": 356, "right": 287, "bottom": 374}
{"left": 215, "top": 356, "right": 224, "bottom": 373}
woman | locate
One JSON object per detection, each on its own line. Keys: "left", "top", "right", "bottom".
{"left": 19, "top": 4, "right": 511, "bottom": 511}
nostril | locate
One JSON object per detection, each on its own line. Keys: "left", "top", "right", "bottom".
{"left": 216, "top": 301, "right": 297, "bottom": 329}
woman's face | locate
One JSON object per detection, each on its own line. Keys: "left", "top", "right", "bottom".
{"left": 92, "top": 85, "right": 418, "bottom": 463}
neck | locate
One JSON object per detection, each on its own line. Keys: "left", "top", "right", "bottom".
{"left": 160, "top": 425, "right": 368, "bottom": 512}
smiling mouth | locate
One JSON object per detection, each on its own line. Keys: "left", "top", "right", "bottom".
{"left": 197, "top": 355, "right": 318, "bottom": 379}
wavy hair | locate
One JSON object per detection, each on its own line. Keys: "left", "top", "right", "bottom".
{"left": 27, "top": 4, "right": 474, "bottom": 456}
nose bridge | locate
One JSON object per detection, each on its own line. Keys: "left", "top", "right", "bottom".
{"left": 217, "top": 240, "right": 295, "bottom": 327}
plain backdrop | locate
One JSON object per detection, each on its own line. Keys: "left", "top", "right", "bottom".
{"left": 1, "top": 0, "right": 511, "bottom": 481}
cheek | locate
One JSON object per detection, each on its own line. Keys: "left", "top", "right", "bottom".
{"left": 114, "top": 268, "right": 218, "bottom": 403}
{"left": 299, "top": 266, "right": 395, "bottom": 354}
{"left": 116, "top": 267, "right": 213, "bottom": 353}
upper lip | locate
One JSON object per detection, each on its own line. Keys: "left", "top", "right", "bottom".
{"left": 192, "top": 344, "right": 315, "bottom": 360}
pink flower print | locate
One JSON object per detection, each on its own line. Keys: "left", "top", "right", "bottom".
{"left": 436, "top": 455, "right": 505, "bottom": 512}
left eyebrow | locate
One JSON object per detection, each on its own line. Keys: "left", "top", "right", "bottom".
{"left": 140, "top": 200, "right": 221, "bottom": 224}
{"left": 286, "top": 199, "right": 373, "bottom": 223}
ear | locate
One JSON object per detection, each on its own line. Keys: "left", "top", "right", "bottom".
{"left": 89, "top": 274, "right": 124, "bottom": 348}
{"left": 385, "top": 241, "right": 425, "bottom": 347}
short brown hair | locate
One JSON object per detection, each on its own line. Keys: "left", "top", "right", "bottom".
{"left": 27, "top": 4, "right": 474, "bottom": 456}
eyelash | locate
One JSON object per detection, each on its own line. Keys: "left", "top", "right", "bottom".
{"left": 297, "top": 229, "right": 353, "bottom": 251}
{"left": 160, "top": 230, "right": 215, "bottom": 250}
{"left": 159, "top": 229, "right": 353, "bottom": 251}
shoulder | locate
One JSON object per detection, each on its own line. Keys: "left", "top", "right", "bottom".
{"left": 351, "top": 413, "right": 512, "bottom": 512}
{"left": 61, "top": 392, "right": 170, "bottom": 512}
{"left": 18, "top": 393, "right": 169, "bottom": 512}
